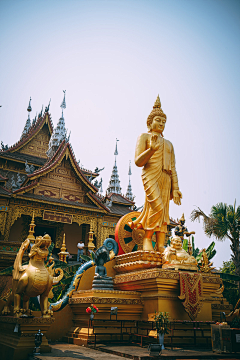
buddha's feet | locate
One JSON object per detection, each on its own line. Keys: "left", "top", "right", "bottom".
{"left": 142, "top": 237, "right": 154, "bottom": 251}
{"left": 155, "top": 245, "right": 165, "bottom": 254}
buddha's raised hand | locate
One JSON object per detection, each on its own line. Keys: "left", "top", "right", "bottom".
{"left": 150, "top": 134, "right": 160, "bottom": 151}
{"left": 173, "top": 190, "right": 182, "bottom": 205}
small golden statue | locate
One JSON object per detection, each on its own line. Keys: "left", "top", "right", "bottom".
{"left": 129, "top": 95, "right": 182, "bottom": 252}
{"left": 199, "top": 248, "right": 215, "bottom": 273}
{"left": 162, "top": 236, "right": 198, "bottom": 270}
{"left": 2, "top": 235, "right": 63, "bottom": 318}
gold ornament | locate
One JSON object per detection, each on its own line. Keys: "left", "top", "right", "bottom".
{"left": 2, "top": 234, "right": 63, "bottom": 318}
{"left": 28, "top": 211, "right": 36, "bottom": 242}
{"left": 58, "top": 233, "right": 69, "bottom": 263}
{"left": 87, "top": 221, "right": 95, "bottom": 251}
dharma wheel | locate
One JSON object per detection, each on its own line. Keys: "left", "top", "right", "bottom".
{"left": 115, "top": 211, "right": 156, "bottom": 255}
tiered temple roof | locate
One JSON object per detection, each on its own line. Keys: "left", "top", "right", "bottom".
{"left": 0, "top": 96, "right": 134, "bottom": 218}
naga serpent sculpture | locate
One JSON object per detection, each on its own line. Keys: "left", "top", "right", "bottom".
{"left": 50, "top": 238, "right": 119, "bottom": 312}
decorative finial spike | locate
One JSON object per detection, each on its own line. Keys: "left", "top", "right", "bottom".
{"left": 60, "top": 90, "right": 66, "bottom": 109}
{"left": 27, "top": 97, "right": 32, "bottom": 113}
{"left": 114, "top": 138, "right": 119, "bottom": 156}
{"left": 153, "top": 94, "right": 161, "bottom": 109}
{"left": 128, "top": 160, "right": 132, "bottom": 176}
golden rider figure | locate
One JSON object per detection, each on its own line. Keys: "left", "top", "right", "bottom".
{"left": 129, "top": 95, "right": 182, "bottom": 252}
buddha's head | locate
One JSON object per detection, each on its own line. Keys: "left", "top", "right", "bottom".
{"left": 170, "top": 236, "right": 182, "bottom": 250}
{"left": 147, "top": 95, "right": 167, "bottom": 133}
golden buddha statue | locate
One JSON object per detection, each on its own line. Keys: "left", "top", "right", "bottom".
{"left": 129, "top": 95, "right": 182, "bottom": 252}
{"left": 162, "top": 236, "right": 198, "bottom": 270}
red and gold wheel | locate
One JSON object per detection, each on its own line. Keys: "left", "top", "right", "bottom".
{"left": 115, "top": 212, "right": 157, "bottom": 254}
{"left": 115, "top": 210, "right": 160, "bottom": 255}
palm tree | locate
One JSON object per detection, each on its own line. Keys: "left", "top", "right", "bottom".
{"left": 191, "top": 202, "right": 240, "bottom": 294}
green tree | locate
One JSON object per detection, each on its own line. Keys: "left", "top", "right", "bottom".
{"left": 191, "top": 202, "right": 240, "bottom": 294}
{"left": 219, "top": 260, "right": 239, "bottom": 308}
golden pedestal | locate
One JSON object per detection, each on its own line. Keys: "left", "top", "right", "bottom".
{"left": 113, "top": 268, "right": 226, "bottom": 322}
{"left": 0, "top": 316, "right": 54, "bottom": 360}
{"left": 66, "top": 289, "right": 143, "bottom": 345}
{"left": 114, "top": 250, "right": 162, "bottom": 273}
{"left": 162, "top": 263, "right": 198, "bottom": 271}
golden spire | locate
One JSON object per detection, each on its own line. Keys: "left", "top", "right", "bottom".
{"left": 58, "top": 233, "right": 69, "bottom": 263}
{"left": 87, "top": 221, "right": 95, "bottom": 251}
{"left": 28, "top": 211, "right": 36, "bottom": 243}
{"left": 153, "top": 94, "right": 161, "bottom": 109}
{"left": 61, "top": 233, "right": 67, "bottom": 252}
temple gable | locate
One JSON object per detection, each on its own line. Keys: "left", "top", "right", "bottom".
{"left": 18, "top": 124, "right": 51, "bottom": 159}
{"left": 33, "top": 158, "right": 91, "bottom": 205}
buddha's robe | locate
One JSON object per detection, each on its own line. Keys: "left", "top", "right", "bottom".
{"left": 133, "top": 133, "right": 179, "bottom": 232}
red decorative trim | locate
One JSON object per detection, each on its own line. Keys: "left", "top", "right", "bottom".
{"left": 0, "top": 174, "right": 8, "bottom": 181}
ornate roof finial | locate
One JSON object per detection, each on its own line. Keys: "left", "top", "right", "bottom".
{"left": 114, "top": 138, "right": 119, "bottom": 156}
{"left": 126, "top": 160, "right": 134, "bottom": 201}
{"left": 27, "top": 97, "right": 32, "bottom": 113}
{"left": 153, "top": 94, "right": 161, "bottom": 109}
{"left": 107, "top": 139, "right": 122, "bottom": 194}
{"left": 46, "top": 91, "right": 68, "bottom": 158}
{"left": 128, "top": 160, "right": 132, "bottom": 176}
{"left": 45, "top": 99, "right": 51, "bottom": 113}
{"left": 21, "top": 97, "right": 32, "bottom": 138}
{"left": 60, "top": 90, "right": 66, "bottom": 109}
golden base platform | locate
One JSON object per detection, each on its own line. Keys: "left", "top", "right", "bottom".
{"left": 0, "top": 316, "right": 54, "bottom": 360}
{"left": 114, "top": 268, "right": 228, "bottom": 322}
{"left": 66, "top": 289, "right": 143, "bottom": 345}
{"left": 162, "top": 263, "right": 198, "bottom": 271}
{"left": 114, "top": 250, "right": 162, "bottom": 273}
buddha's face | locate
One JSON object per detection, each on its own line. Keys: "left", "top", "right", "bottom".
{"left": 171, "top": 236, "right": 182, "bottom": 250}
{"left": 150, "top": 116, "right": 166, "bottom": 134}
{"left": 98, "top": 258, "right": 104, "bottom": 266}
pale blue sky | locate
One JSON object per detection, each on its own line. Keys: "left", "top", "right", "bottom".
{"left": 1, "top": 0, "right": 240, "bottom": 268}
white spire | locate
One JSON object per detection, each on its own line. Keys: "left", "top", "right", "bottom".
{"left": 107, "top": 139, "right": 122, "bottom": 194}
{"left": 114, "top": 138, "right": 119, "bottom": 155}
{"left": 21, "top": 97, "right": 32, "bottom": 138}
{"left": 60, "top": 90, "right": 66, "bottom": 109}
{"left": 126, "top": 160, "right": 134, "bottom": 201}
{"left": 47, "top": 91, "right": 67, "bottom": 158}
